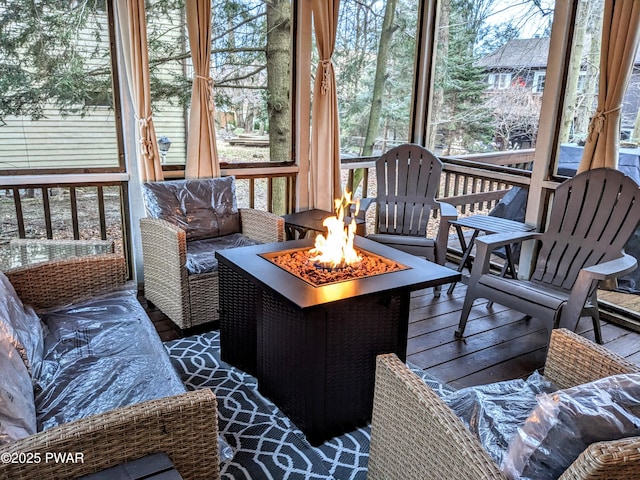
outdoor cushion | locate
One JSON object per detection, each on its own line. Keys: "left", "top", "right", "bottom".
{"left": 0, "top": 334, "right": 37, "bottom": 444}
{"left": 502, "top": 372, "right": 640, "bottom": 480}
{"left": 441, "top": 371, "right": 555, "bottom": 467}
{"left": 0, "top": 272, "right": 45, "bottom": 378}
{"left": 143, "top": 177, "right": 241, "bottom": 240}
{"left": 185, "top": 234, "right": 259, "bottom": 274}
{"left": 35, "top": 290, "right": 186, "bottom": 431}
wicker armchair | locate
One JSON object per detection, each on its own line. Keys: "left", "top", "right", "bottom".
{"left": 1, "top": 255, "right": 219, "bottom": 480}
{"left": 140, "top": 177, "right": 285, "bottom": 330}
{"left": 368, "top": 328, "right": 640, "bottom": 480}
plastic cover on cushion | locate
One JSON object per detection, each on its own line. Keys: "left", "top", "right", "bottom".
{"left": 142, "top": 177, "right": 241, "bottom": 240}
{"left": 443, "top": 371, "right": 555, "bottom": 467}
{"left": 185, "top": 234, "right": 259, "bottom": 274}
{"left": 0, "top": 271, "right": 45, "bottom": 378}
{"left": 502, "top": 372, "right": 640, "bottom": 480}
{"left": 0, "top": 334, "right": 37, "bottom": 444}
{"left": 142, "top": 180, "right": 186, "bottom": 226}
{"left": 35, "top": 289, "right": 186, "bottom": 431}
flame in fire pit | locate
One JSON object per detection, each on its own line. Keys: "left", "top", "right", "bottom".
{"left": 309, "top": 190, "right": 362, "bottom": 268}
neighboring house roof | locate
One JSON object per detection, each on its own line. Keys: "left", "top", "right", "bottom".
{"left": 477, "top": 37, "right": 550, "bottom": 69}
{"left": 477, "top": 36, "right": 640, "bottom": 70}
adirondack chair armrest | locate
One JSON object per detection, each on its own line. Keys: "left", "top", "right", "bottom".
{"left": 579, "top": 253, "right": 638, "bottom": 281}
{"left": 560, "top": 254, "right": 638, "bottom": 331}
{"left": 435, "top": 201, "right": 458, "bottom": 265}
{"left": 352, "top": 197, "right": 376, "bottom": 220}
{"left": 359, "top": 196, "right": 376, "bottom": 211}
{"left": 471, "top": 231, "right": 542, "bottom": 277}
{"left": 435, "top": 200, "right": 458, "bottom": 221}
{"left": 475, "top": 230, "right": 540, "bottom": 250}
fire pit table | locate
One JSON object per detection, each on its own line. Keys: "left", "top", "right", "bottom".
{"left": 216, "top": 236, "right": 459, "bottom": 444}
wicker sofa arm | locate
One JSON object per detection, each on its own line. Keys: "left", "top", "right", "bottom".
{"left": 544, "top": 328, "right": 640, "bottom": 390}
{"left": 239, "top": 208, "right": 285, "bottom": 243}
{"left": 6, "top": 254, "right": 126, "bottom": 311}
{"left": 140, "top": 217, "right": 191, "bottom": 321}
{"left": 559, "top": 436, "right": 640, "bottom": 480}
{"left": 0, "top": 389, "right": 219, "bottom": 480}
{"left": 368, "top": 353, "right": 506, "bottom": 480}
{"left": 139, "top": 217, "right": 187, "bottom": 264}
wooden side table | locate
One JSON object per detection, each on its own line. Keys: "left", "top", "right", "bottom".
{"left": 448, "top": 215, "right": 535, "bottom": 294}
{"left": 282, "top": 208, "right": 366, "bottom": 240}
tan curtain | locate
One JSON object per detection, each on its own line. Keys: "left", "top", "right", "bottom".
{"left": 310, "top": 0, "right": 341, "bottom": 211}
{"left": 185, "top": 0, "right": 220, "bottom": 179}
{"left": 578, "top": 0, "right": 640, "bottom": 172}
{"left": 115, "top": 0, "right": 163, "bottom": 182}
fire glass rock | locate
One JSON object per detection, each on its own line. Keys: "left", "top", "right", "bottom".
{"left": 268, "top": 247, "right": 405, "bottom": 287}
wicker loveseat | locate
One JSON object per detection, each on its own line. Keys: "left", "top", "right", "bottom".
{"left": 369, "top": 328, "right": 640, "bottom": 480}
{"left": 140, "top": 176, "right": 284, "bottom": 330}
{"left": 0, "top": 255, "right": 219, "bottom": 480}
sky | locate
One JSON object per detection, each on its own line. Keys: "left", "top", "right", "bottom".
{"left": 486, "top": 0, "right": 555, "bottom": 38}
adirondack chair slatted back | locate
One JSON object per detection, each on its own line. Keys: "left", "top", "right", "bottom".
{"left": 375, "top": 144, "right": 442, "bottom": 237}
{"left": 532, "top": 168, "right": 640, "bottom": 290}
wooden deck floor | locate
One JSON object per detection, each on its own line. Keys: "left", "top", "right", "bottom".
{"left": 408, "top": 281, "right": 640, "bottom": 389}
{"left": 142, "top": 278, "right": 640, "bottom": 390}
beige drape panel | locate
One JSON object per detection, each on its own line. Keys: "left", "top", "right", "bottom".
{"left": 185, "top": 0, "right": 220, "bottom": 179}
{"left": 310, "top": 0, "right": 341, "bottom": 211}
{"left": 115, "top": 0, "right": 163, "bottom": 182}
{"left": 578, "top": 0, "right": 640, "bottom": 172}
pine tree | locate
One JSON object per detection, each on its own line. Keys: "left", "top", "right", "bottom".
{"left": 437, "top": 1, "right": 494, "bottom": 155}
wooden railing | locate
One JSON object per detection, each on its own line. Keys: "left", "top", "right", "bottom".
{"left": 221, "top": 162, "right": 298, "bottom": 214}
{"left": 164, "top": 150, "right": 534, "bottom": 216}
{"left": 0, "top": 174, "right": 131, "bottom": 273}
{"left": 163, "top": 161, "right": 298, "bottom": 213}
{"left": 342, "top": 149, "right": 534, "bottom": 214}
{"left": 0, "top": 150, "right": 533, "bottom": 277}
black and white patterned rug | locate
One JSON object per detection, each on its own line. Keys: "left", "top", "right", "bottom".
{"left": 164, "top": 331, "right": 452, "bottom": 479}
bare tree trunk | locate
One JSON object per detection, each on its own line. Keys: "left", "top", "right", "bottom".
{"left": 559, "top": 0, "right": 589, "bottom": 143}
{"left": 353, "top": 0, "right": 397, "bottom": 192}
{"left": 428, "top": 0, "right": 450, "bottom": 151}
{"left": 362, "top": 0, "right": 397, "bottom": 157}
{"left": 266, "top": 0, "right": 291, "bottom": 214}
{"left": 632, "top": 107, "right": 640, "bottom": 144}
{"left": 574, "top": 0, "right": 602, "bottom": 138}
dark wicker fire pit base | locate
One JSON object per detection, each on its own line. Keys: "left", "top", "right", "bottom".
{"left": 260, "top": 284, "right": 405, "bottom": 444}
{"left": 216, "top": 237, "right": 459, "bottom": 444}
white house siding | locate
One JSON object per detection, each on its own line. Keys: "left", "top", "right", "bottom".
{"left": 0, "top": 102, "right": 186, "bottom": 170}
{"left": 0, "top": 109, "right": 119, "bottom": 170}
{"left": 153, "top": 104, "right": 188, "bottom": 166}
{"left": 0, "top": 9, "right": 116, "bottom": 170}
{"left": 0, "top": 5, "right": 188, "bottom": 171}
